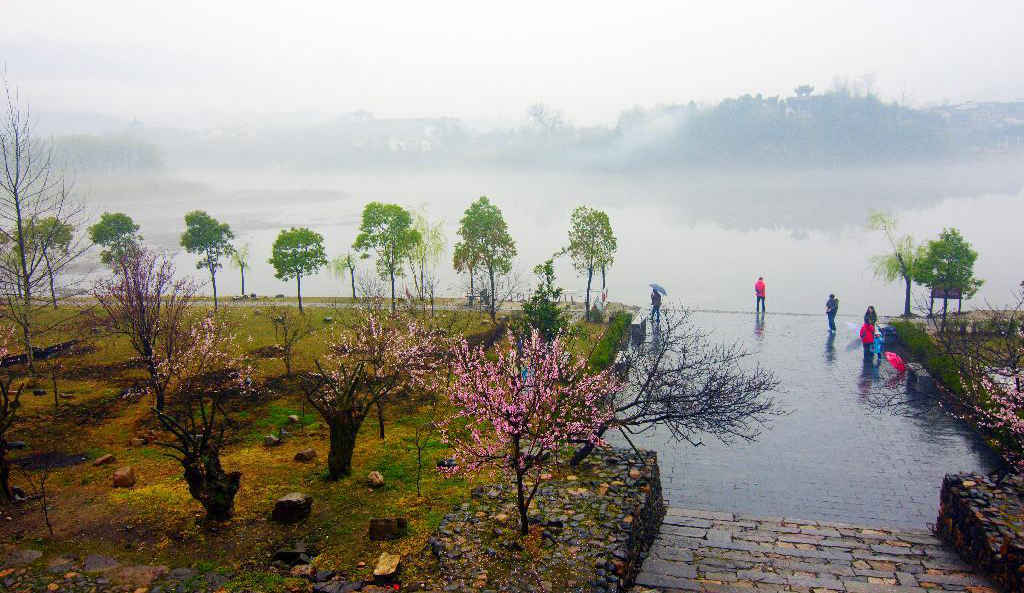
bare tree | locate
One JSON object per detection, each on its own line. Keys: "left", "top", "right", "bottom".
{"left": 16, "top": 460, "right": 54, "bottom": 536}
{"left": 571, "top": 306, "right": 780, "bottom": 465}
{"left": 94, "top": 247, "right": 196, "bottom": 411}
{"left": 0, "top": 80, "right": 87, "bottom": 370}
{"left": 268, "top": 305, "right": 314, "bottom": 377}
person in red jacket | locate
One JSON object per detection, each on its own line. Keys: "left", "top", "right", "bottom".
{"left": 754, "top": 277, "right": 766, "bottom": 313}
{"left": 859, "top": 321, "right": 875, "bottom": 359}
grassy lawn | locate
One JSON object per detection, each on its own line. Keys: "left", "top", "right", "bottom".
{"left": 0, "top": 302, "right": 626, "bottom": 588}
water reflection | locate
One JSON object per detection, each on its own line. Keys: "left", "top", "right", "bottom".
{"left": 824, "top": 332, "right": 836, "bottom": 364}
{"left": 753, "top": 312, "right": 765, "bottom": 340}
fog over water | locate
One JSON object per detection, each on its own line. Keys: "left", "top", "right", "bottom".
{"left": 82, "top": 158, "right": 1024, "bottom": 315}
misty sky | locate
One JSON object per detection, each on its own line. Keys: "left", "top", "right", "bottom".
{"left": 3, "top": 0, "right": 1023, "bottom": 127}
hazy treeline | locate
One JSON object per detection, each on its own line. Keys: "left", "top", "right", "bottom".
{"left": 54, "top": 87, "right": 1024, "bottom": 172}
{"left": 53, "top": 132, "right": 163, "bottom": 173}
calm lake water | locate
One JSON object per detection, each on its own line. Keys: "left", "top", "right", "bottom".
{"left": 625, "top": 310, "right": 1001, "bottom": 528}
{"left": 83, "top": 159, "right": 1024, "bottom": 315}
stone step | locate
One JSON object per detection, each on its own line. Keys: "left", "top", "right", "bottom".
{"left": 630, "top": 507, "right": 994, "bottom": 593}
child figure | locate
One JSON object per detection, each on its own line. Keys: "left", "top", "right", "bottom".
{"left": 872, "top": 325, "right": 885, "bottom": 362}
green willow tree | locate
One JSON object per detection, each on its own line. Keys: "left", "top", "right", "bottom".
{"left": 330, "top": 252, "right": 358, "bottom": 300}
{"left": 408, "top": 209, "right": 447, "bottom": 311}
{"left": 454, "top": 196, "right": 516, "bottom": 322}
{"left": 269, "top": 227, "right": 327, "bottom": 313}
{"left": 88, "top": 212, "right": 141, "bottom": 266}
{"left": 180, "top": 210, "right": 234, "bottom": 311}
{"left": 916, "top": 228, "right": 983, "bottom": 324}
{"left": 868, "top": 211, "right": 925, "bottom": 317}
{"left": 566, "top": 206, "right": 617, "bottom": 321}
{"left": 353, "top": 202, "right": 420, "bottom": 313}
{"left": 230, "top": 243, "right": 250, "bottom": 296}
{"left": 22, "top": 217, "right": 74, "bottom": 309}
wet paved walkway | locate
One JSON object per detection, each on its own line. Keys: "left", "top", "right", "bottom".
{"left": 629, "top": 312, "right": 1001, "bottom": 529}
{"left": 634, "top": 507, "right": 996, "bottom": 593}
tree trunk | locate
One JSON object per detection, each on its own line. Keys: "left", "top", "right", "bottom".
{"left": 296, "top": 273, "right": 303, "bottom": 313}
{"left": 469, "top": 270, "right": 475, "bottom": 306}
{"left": 601, "top": 265, "right": 606, "bottom": 291}
{"left": 390, "top": 269, "right": 396, "bottom": 313}
{"left": 44, "top": 250, "right": 57, "bottom": 309}
{"left": 0, "top": 443, "right": 10, "bottom": 501}
{"left": 326, "top": 414, "right": 362, "bottom": 480}
{"left": 488, "top": 263, "right": 496, "bottom": 323}
{"left": 942, "top": 296, "right": 948, "bottom": 329}
{"left": 183, "top": 453, "right": 241, "bottom": 521}
{"left": 516, "top": 466, "right": 529, "bottom": 535}
{"left": 570, "top": 424, "right": 609, "bottom": 466}
{"left": 240, "top": 266, "right": 246, "bottom": 296}
{"left": 903, "top": 275, "right": 912, "bottom": 317}
{"left": 376, "top": 401, "right": 385, "bottom": 440}
{"left": 14, "top": 203, "right": 35, "bottom": 372}
{"left": 210, "top": 267, "right": 218, "bottom": 312}
{"left": 585, "top": 265, "right": 593, "bottom": 321}
{"left": 350, "top": 268, "right": 356, "bottom": 300}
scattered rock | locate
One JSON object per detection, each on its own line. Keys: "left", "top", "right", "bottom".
{"left": 287, "top": 414, "right": 301, "bottom": 423}
{"left": 290, "top": 564, "right": 316, "bottom": 579}
{"left": 167, "top": 567, "right": 195, "bottom": 581}
{"left": 272, "top": 492, "right": 313, "bottom": 523}
{"left": 128, "top": 438, "right": 147, "bottom": 447}
{"left": 372, "top": 552, "right": 401, "bottom": 583}
{"left": 4, "top": 549, "right": 42, "bottom": 567}
{"left": 436, "top": 458, "right": 457, "bottom": 469}
{"left": 367, "top": 471, "right": 385, "bottom": 488}
{"left": 32, "top": 388, "right": 46, "bottom": 396}
{"left": 294, "top": 448, "right": 317, "bottom": 462}
{"left": 93, "top": 453, "right": 116, "bottom": 466}
{"left": 264, "top": 434, "right": 282, "bottom": 447}
{"left": 6, "top": 441, "right": 26, "bottom": 450}
{"left": 628, "top": 468, "right": 643, "bottom": 479}
{"left": 368, "top": 517, "right": 409, "bottom": 540}
{"left": 112, "top": 565, "right": 168, "bottom": 587}
{"left": 323, "top": 317, "right": 334, "bottom": 324}
{"left": 112, "top": 466, "right": 136, "bottom": 488}
{"left": 82, "top": 555, "right": 120, "bottom": 572}
{"left": 47, "top": 557, "right": 76, "bottom": 573}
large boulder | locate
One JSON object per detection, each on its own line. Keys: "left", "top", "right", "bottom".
{"left": 272, "top": 492, "right": 312, "bottom": 523}
{"left": 372, "top": 552, "right": 401, "bottom": 583}
{"left": 93, "top": 453, "right": 116, "bottom": 466}
{"left": 368, "top": 517, "right": 408, "bottom": 540}
{"left": 294, "top": 448, "right": 317, "bottom": 462}
{"left": 112, "top": 467, "right": 136, "bottom": 488}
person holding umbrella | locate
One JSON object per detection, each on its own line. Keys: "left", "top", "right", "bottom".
{"left": 650, "top": 283, "right": 666, "bottom": 325}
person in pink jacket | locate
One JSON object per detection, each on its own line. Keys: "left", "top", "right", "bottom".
{"left": 754, "top": 277, "right": 766, "bottom": 313}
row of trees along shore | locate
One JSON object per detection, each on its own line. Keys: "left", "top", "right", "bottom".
{"left": 0, "top": 84, "right": 781, "bottom": 537}
{"left": 87, "top": 198, "right": 617, "bottom": 321}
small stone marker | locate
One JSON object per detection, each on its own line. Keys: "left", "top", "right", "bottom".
{"left": 287, "top": 414, "right": 300, "bottom": 423}
{"left": 372, "top": 552, "right": 401, "bottom": 583}
{"left": 294, "top": 448, "right": 317, "bottom": 462}
{"left": 272, "top": 492, "right": 312, "bottom": 523}
{"left": 264, "top": 434, "right": 282, "bottom": 447}
{"left": 93, "top": 454, "right": 116, "bottom": 466}
{"left": 367, "top": 471, "right": 385, "bottom": 488}
{"left": 112, "top": 467, "right": 136, "bottom": 488}
{"left": 368, "top": 517, "right": 408, "bottom": 540}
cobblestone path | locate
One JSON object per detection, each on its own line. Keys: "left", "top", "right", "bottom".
{"left": 633, "top": 507, "right": 996, "bottom": 593}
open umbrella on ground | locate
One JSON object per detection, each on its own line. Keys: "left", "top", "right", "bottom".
{"left": 649, "top": 283, "right": 667, "bottom": 296}
{"left": 884, "top": 351, "right": 906, "bottom": 373}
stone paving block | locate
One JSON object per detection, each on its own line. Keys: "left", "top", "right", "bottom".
{"left": 665, "top": 516, "right": 715, "bottom": 529}
{"left": 784, "top": 574, "right": 845, "bottom": 589}
{"left": 644, "top": 558, "right": 698, "bottom": 579}
{"left": 664, "top": 525, "right": 712, "bottom": 539}
{"left": 706, "top": 530, "right": 733, "bottom": 544}
{"left": 635, "top": 571, "right": 700, "bottom": 590}
{"left": 843, "top": 579, "right": 929, "bottom": 592}
{"left": 668, "top": 508, "right": 736, "bottom": 521}
{"left": 736, "top": 569, "right": 786, "bottom": 585}
{"left": 914, "top": 572, "right": 984, "bottom": 586}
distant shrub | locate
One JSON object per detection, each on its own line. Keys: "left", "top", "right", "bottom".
{"left": 588, "top": 311, "right": 633, "bottom": 372}
{"left": 890, "top": 320, "right": 963, "bottom": 395}
{"left": 589, "top": 305, "right": 605, "bottom": 324}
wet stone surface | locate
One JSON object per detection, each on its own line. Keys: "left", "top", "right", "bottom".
{"left": 631, "top": 507, "right": 998, "bottom": 593}
{"left": 429, "top": 447, "right": 664, "bottom": 592}
{"left": 627, "top": 312, "right": 1002, "bottom": 529}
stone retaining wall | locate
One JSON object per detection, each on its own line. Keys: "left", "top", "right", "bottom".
{"left": 937, "top": 472, "right": 1024, "bottom": 592}
{"left": 429, "top": 447, "right": 665, "bottom": 592}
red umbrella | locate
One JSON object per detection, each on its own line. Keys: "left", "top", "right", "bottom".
{"left": 885, "top": 351, "right": 906, "bottom": 373}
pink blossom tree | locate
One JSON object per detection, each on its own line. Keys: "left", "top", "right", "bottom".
{"left": 439, "top": 330, "right": 619, "bottom": 535}
{"left": 972, "top": 375, "right": 1024, "bottom": 471}
{"left": 301, "top": 309, "right": 445, "bottom": 480}
{"left": 152, "top": 315, "right": 254, "bottom": 521}
{"left": 94, "top": 247, "right": 196, "bottom": 411}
